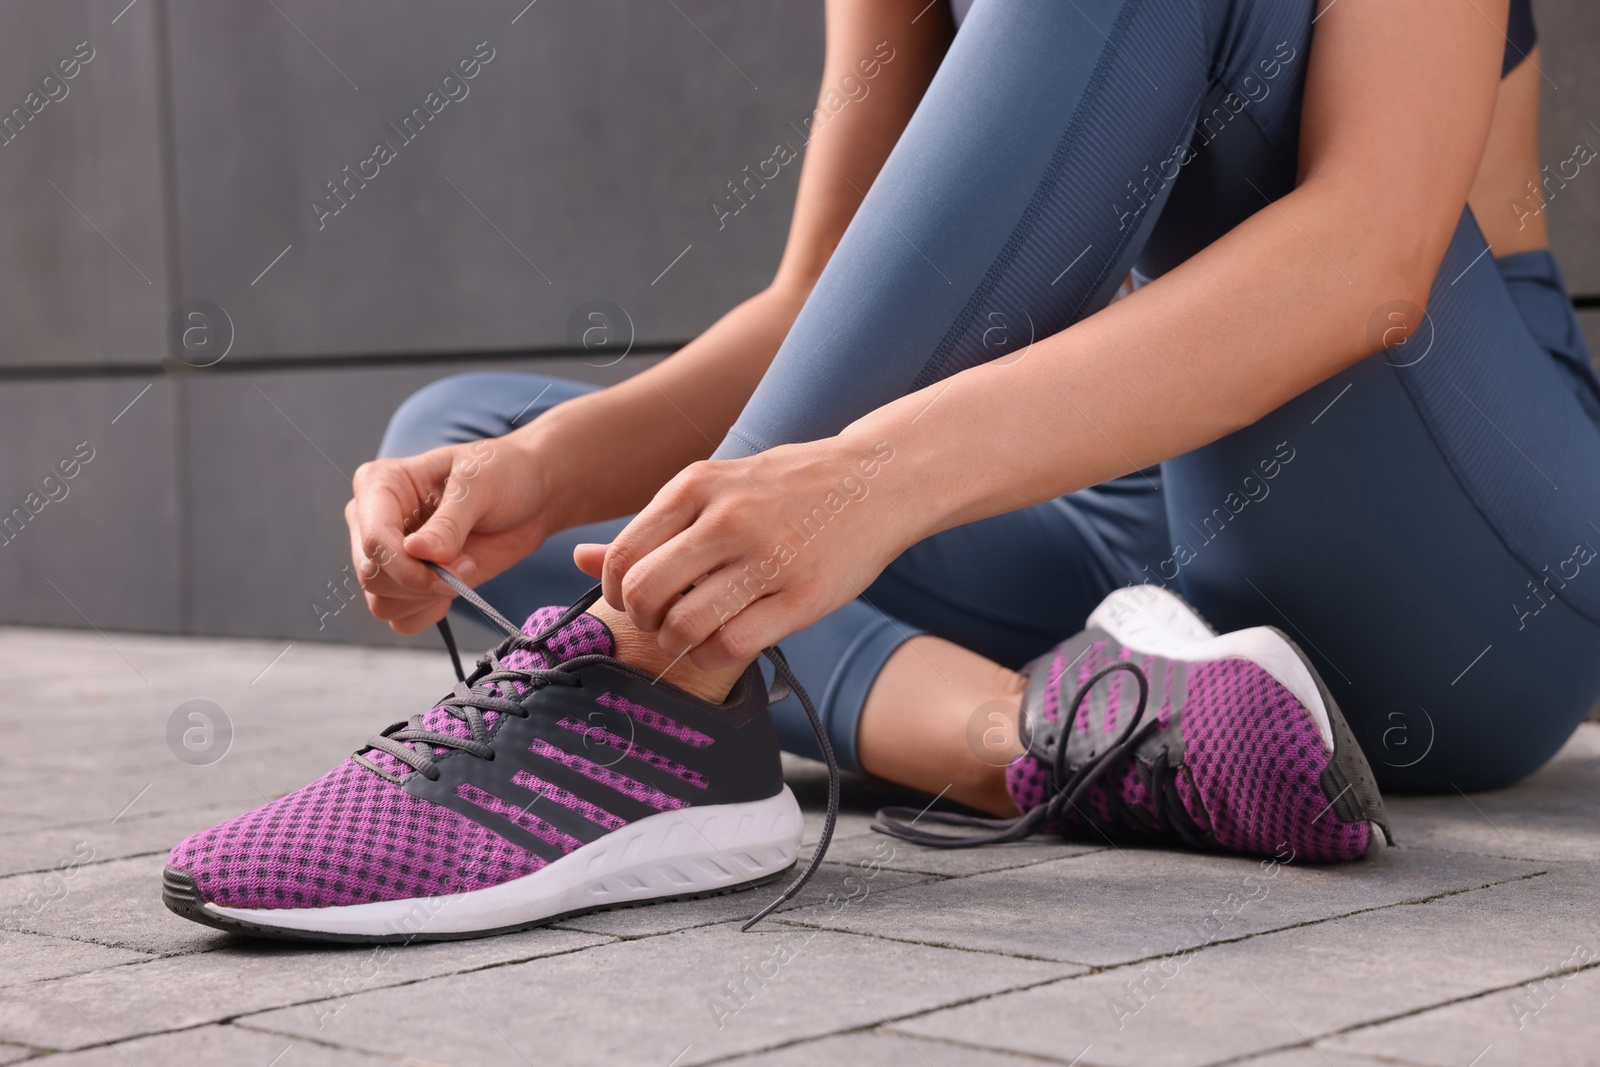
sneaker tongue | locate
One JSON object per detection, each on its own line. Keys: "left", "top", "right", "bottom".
{"left": 362, "top": 607, "right": 614, "bottom": 779}
{"left": 517, "top": 606, "right": 614, "bottom": 661}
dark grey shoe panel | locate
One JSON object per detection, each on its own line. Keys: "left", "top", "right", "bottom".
{"left": 404, "top": 657, "right": 785, "bottom": 851}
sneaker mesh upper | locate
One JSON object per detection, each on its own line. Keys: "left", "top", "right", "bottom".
{"left": 1006, "top": 648, "right": 1370, "bottom": 862}
{"left": 167, "top": 608, "right": 614, "bottom": 909}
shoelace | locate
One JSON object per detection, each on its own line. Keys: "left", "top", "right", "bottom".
{"left": 352, "top": 594, "right": 592, "bottom": 784}
{"left": 419, "top": 564, "right": 838, "bottom": 933}
{"left": 873, "top": 660, "right": 1202, "bottom": 848}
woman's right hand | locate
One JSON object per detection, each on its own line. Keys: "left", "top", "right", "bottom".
{"left": 345, "top": 436, "right": 553, "bottom": 634}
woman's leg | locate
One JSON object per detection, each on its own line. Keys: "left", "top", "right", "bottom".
{"left": 378, "top": 371, "right": 1160, "bottom": 801}
{"left": 715, "top": 0, "right": 1309, "bottom": 458}
{"left": 378, "top": 370, "right": 1105, "bottom": 796}
{"left": 703, "top": 0, "right": 1599, "bottom": 797}
{"left": 1165, "top": 219, "right": 1600, "bottom": 792}
{"left": 696, "top": 0, "right": 1311, "bottom": 787}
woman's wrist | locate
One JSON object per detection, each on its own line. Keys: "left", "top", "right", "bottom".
{"left": 501, "top": 415, "right": 576, "bottom": 537}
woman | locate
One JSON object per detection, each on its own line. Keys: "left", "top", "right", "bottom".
{"left": 163, "top": 0, "right": 1599, "bottom": 942}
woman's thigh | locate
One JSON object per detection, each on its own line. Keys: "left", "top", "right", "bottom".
{"left": 1164, "top": 215, "right": 1600, "bottom": 792}
{"left": 867, "top": 470, "right": 1168, "bottom": 669}
{"left": 715, "top": 0, "right": 1309, "bottom": 459}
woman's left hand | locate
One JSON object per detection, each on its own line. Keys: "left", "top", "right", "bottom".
{"left": 574, "top": 435, "right": 909, "bottom": 669}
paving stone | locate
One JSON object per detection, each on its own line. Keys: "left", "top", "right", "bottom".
{"left": 0, "top": 853, "right": 232, "bottom": 956}
{"left": 782, "top": 843, "right": 1535, "bottom": 966}
{"left": 788, "top": 755, "right": 1107, "bottom": 875}
{"left": 725, "top": 1031, "right": 1046, "bottom": 1065}
{"left": 1384, "top": 724, "right": 1600, "bottom": 862}
{"left": 9, "top": 622, "right": 1600, "bottom": 1065}
{"left": 0, "top": 928, "right": 611, "bottom": 1051}
{"left": 0, "top": 803, "right": 245, "bottom": 880}
{"left": 0, "top": 929, "right": 150, "bottom": 985}
{"left": 902, "top": 864, "right": 1600, "bottom": 1067}
{"left": 555, "top": 861, "right": 933, "bottom": 938}
{"left": 0, "top": 629, "right": 445, "bottom": 793}
{"left": 241, "top": 923, "right": 1080, "bottom": 1067}
{"left": 1323, "top": 964, "right": 1600, "bottom": 1067}
{"left": 24, "top": 1024, "right": 404, "bottom": 1067}
{"left": 800, "top": 809, "right": 880, "bottom": 846}
{"left": 813, "top": 828, "right": 1105, "bottom": 877}
{"left": 1231, "top": 1051, "right": 1423, "bottom": 1067}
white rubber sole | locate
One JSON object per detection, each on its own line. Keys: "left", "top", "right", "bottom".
{"left": 202, "top": 787, "right": 803, "bottom": 939}
{"left": 1087, "top": 585, "right": 1334, "bottom": 747}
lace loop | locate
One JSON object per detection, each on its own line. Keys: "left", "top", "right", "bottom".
{"left": 872, "top": 660, "right": 1165, "bottom": 849}
{"left": 352, "top": 615, "right": 584, "bottom": 784}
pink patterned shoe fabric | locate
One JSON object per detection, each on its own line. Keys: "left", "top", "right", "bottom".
{"left": 166, "top": 607, "right": 613, "bottom": 910}
{"left": 364, "top": 607, "right": 612, "bottom": 778}
{"left": 1005, "top": 629, "right": 1387, "bottom": 863}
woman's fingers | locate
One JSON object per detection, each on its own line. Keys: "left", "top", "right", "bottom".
{"left": 381, "top": 596, "right": 454, "bottom": 636}
{"left": 684, "top": 588, "right": 807, "bottom": 671}
{"left": 617, "top": 523, "right": 741, "bottom": 634}
{"left": 350, "top": 453, "right": 453, "bottom": 598}
{"left": 599, "top": 463, "right": 708, "bottom": 611}
{"left": 573, "top": 542, "right": 607, "bottom": 578}
{"left": 401, "top": 450, "right": 494, "bottom": 571}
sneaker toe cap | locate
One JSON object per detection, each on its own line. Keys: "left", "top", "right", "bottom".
{"left": 166, "top": 760, "right": 545, "bottom": 910}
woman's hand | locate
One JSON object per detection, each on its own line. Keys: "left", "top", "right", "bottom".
{"left": 575, "top": 435, "right": 910, "bottom": 669}
{"left": 345, "top": 436, "right": 553, "bottom": 634}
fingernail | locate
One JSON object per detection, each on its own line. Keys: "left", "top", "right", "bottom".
{"left": 456, "top": 559, "right": 478, "bottom": 579}
{"left": 431, "top": 581, "right": 453, "bottom": 596}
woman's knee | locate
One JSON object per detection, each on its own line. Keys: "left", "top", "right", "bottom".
{"left": 379, "top": 372, "right": 580, "bottom": 459}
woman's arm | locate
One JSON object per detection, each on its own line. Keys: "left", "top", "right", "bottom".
{"left": 865, "top": 0, "right": 1508, "bottom": 531}
{"left": 591, "top": 0, "right": 1511, "bottom": 666}
{"left": 520, "top": 0, "right": 952, "bottom": 531}
{"left": 347, "top": 0, "right": 951, "bottom": 632}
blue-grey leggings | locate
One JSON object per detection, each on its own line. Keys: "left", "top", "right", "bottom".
{"left": 380, "top": 0, "right": 1600, "bottom": 793}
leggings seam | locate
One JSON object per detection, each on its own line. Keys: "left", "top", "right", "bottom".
{"left": 910, "top": 0, "right": 1146, "bottom": 392}
{"left": 1387, "top": 357, "right": 1600, "bottom": 631}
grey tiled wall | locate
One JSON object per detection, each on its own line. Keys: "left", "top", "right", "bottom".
{"left": 1, "top": 0, "right": 1595, "bottom": 646}
{"left": 1537, "top": 0, "right": 1600, "bottom": 293}
{"left": 1, "top": 0, "right": 821, "bottom": 645}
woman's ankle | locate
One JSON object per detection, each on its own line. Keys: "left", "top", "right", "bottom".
{"left": 857, "top": 635, "right": 1025, "bottom": 817}
{"left": 586, "top": 601, "right": 750, "bottom": 704}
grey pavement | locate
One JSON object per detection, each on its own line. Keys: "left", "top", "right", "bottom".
{"left": 2, "top": 625, "right": 1599, "bottom": 1066}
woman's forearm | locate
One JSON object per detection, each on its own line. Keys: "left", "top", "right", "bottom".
{"left": 847, "top": 182, "right": 1445, "bottom": 545}
{"left": 516, "top": 283, "right": 809, "bottom": 530}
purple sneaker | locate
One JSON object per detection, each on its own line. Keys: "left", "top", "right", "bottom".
{"left": 164, "top": 584, "right": 836, "bottom": 942}
{"left": 876, "top": 585, "right": 1392, "bottom": 863}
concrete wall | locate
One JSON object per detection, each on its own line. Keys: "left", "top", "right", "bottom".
{"left": 0, "top": 0, "right": 824, "bottom": 649}
{"left": 1, "top": 0, "right": 1595, "bottom": 648}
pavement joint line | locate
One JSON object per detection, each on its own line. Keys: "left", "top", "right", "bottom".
{"left": 1204, "top": 1035, "right": 1438, "bottom": 1067}
{"left": 1233, "top": 955, "right": 1600, "bottom": 1061}
{"left": 1243, "top": 975, "right": 1338, "bottom": 1067}
{"left": 221, "top": 1019, "right": 454, "bottom": 1065}
{"left": 545, "top": 860, "right": 949, "bottom": 942}
{"left": 774, "top": 865, "right": 1554, "bottom": 974}
{"left": 842, "top": 975, "right": 937, "bottom": 1067}
{"left": 0, "top": 847, "right": 175, "bottom": 883}
{"left": 768, "top": 915, "right": 1092, "bottom": 965}
{"left": 52, "top": 988, "right": 139, "bottom": 1067}
{"left": 8, "top": 935, "right": 627, "bottom": 1056}
{"left": 789, "top": 1027, "right": 1094, "bottom": 1067}
{"left": 688, "top": 968, "right": 1090, "bottom": 1067}
{"left": 217, "top": 919, "right": 1072, "bottom": 1064}
{"left": 876, "top": 1030, "right": 1097, "bottom": 1067}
